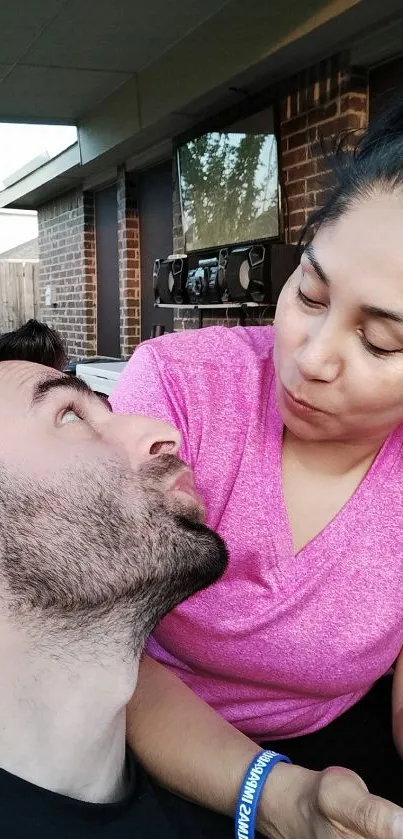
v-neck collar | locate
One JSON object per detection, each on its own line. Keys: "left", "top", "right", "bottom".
{"left": 265, "top": 374, "right": 403, "bottom": 579}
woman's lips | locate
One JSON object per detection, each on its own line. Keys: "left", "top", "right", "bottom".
{"left": 282, "top": 385, "right": 329, "bottom": 416}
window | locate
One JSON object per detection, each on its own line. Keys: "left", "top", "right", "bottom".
{"left": 177, "top": 107, "right": 278, "bottom": 252}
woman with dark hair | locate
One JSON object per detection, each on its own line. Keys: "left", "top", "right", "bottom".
{"left": 109, "top": 98, "right": 403, "bottom": 839}
{"left": 0, "top": 319, "right": 68, "bottom": 369}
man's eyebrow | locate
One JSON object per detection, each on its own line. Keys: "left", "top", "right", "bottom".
{"left": 303, "top": 243, "right": 330, "bottom": 287}
{"left": 31, "top": 375, "right": 113, "bottom": 411}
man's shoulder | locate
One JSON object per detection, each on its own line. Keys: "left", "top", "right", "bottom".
{"left": 0, "top": 759, "right": 235, "bottom": 838}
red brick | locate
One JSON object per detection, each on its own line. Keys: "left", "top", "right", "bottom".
{"left": 289, "top": 210, "right": 306, "bottom": 228}
{"left": 282, "top": 147, "right": 307, "bottom": 168}
{"left": 286, "top": 180, "right": 307, "bottom": 198}
{"left": 286, "top": 160, "right": 317, "bottom": 182}
{"left": 281, "top": 114, "right": 308, "bottom": 137}
{"left": 289, "top": 227, "right": 303, "bottom": 244}
{"left": 117, "top": 166, "right": 141, "bottom": 353}
{"left": 288, "top": 130, "right": 308, "bottom": 150}
{"left": 318, "top": 112, "right": 362, "bottom": 139}
{"left": 38, "top": 187, "right": 97, "bottom": 358}
{"left": 287, "top": 195, "right": 308, "bottom": 214}
{"left": 307, "top": 126, "right": 319, "bottom": 143}
{"left": 277, "top": 52, "right": 368, "bottom": 251}
{"left": 307, "top": 101, "right": 338, "bottom": 126}
{"left": 340, "top": 93, "right": 367, "bottom": 113}
{"left": 314, "top": 188, "right": 333, "bottom": 207}
{"left": 306, "top": 172, "right": 332, "bottom": 192}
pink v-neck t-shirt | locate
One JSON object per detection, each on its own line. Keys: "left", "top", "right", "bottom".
{"left": 110, "top": 325, "right": 403, "bottom": 741}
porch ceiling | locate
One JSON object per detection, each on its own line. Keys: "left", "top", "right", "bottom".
{"left": 0, "top": 0, "right": 231, "bottom": 122}
{"left": 1, "top": 0, "right": 403, "bottom": 209}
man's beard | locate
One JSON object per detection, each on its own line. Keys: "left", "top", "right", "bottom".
{"left": 0, "top": 455, "right": 227, "bottom": 654}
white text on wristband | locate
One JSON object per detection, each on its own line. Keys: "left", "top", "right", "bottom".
{"left": 235, "top": 750, "right": 291, "bottom": 839}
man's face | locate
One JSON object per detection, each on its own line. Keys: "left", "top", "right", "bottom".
{"left": 0, "top": 362, "right": 227, "bottom": 650}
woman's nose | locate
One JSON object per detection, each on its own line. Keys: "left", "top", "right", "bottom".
{"left": 296, "top": 319, "right": 342, "bottom": 383}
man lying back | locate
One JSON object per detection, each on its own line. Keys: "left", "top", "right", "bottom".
{"left": 0, "top": 360, "right": 233, "bottom": 838}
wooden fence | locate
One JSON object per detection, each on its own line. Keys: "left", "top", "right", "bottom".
{"left": 0, "top": 261, "right": 39, "bottom": 334}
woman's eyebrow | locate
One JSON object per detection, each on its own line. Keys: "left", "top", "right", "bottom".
{"left": 361, "top": 304, "right": 403, "bottom": 325}
{"left": 304, "top": 245, "right": 403, "bottom": 324}
{"left": 304, "top": 244, "right": 331, "bottom": 287}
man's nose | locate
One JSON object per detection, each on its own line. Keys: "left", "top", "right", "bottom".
{"left": 106, "top": 414, "right": 181, "bottom": 464}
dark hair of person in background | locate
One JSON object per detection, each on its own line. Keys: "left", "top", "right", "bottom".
{"left": 0, "top": 320, "right": 68, "bottom": 371}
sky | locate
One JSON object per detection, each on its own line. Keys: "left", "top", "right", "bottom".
{"left": 0, "top": 123, "right": 77, "bottom": 253}
{"left": 0, "top": 211, "right": 38, "bottom": 255}
{"left": 0, "top": 123, "right": 77, "bottom": 187}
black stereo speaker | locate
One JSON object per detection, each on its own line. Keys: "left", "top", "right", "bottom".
{"left": 225, "top": 243, "right": 299, "bottom": 304}
{"left": 153, "top": 257, "right": 188, "bottom": 304}
{"left": 186, "top": 257, "right": 223, "bottom": 304}
{"left": 199, "top": 258, "right": 221, "bottom": 304}
{"left": 270, "top": 244, "right": 300, "bottom": 303}
{"left": 218, "top": 248, "right": 230, "bottom": 303}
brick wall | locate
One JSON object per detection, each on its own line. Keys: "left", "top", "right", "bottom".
{"left": 117, "top": 167, "right": 141, "bottom": 357}
{"left": 279, "top": 55, "right": 368, "bottom": 243}
{"left": 38, "top": 188, "right": 96, "bottom": 358}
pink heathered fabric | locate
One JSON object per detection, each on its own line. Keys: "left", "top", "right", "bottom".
{"left": 110, "top": 325, "right": 403, "bottom": 741}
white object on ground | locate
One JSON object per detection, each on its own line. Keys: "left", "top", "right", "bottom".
{"left": 76, "top": 361, "right": 127, "bottom": 396}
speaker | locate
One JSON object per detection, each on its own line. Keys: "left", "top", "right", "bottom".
{"left": 225, "top": 245, "right": 269, "bottom": 303}
{"left": 225, "top": 243, "right": 299, "bottom": 304}
{"left": 186, "top": 267, "right": 204, "bottom": 304}
{"left": 218, "top": 248, "right": 230, "bottom": 303}
{"left": 186, "top": 258, "right": 222, "bottom": 304}
{"left": 199, "top": 258, "right": 221, "bottom": 304}
{"left": 153, "top": 257, "right": 188, "bottom": 304}
{"left": 270, "top": 244, "right": 301, "bottom": 303}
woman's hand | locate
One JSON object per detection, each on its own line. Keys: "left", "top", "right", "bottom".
{"left": 260, "top": 762, "right": 403, "bottom": 839}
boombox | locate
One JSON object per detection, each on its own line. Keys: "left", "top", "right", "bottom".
{"left": 153, "top": 244, "right": 299, "bottom": 307}
{"left": 225, "top": 243, "right": 299, "bottom": 304}
{"left": 153, "top": 257, "right": 188, "bottom": 304}
{"left": 186, "top": 258, "right": 221, "bottom": 305}
{"left": 217, "top": 248, "right": 230, "bottom": 303}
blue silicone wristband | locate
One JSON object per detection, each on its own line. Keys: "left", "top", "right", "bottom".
{"left": 235, "top": 750, "right": 292, "bottom": 839}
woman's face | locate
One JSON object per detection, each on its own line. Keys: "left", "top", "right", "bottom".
{"left": 274, "top": 192, "right": 403, "bottom": 443}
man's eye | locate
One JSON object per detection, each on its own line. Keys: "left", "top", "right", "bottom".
{"left": 61, "top": 409, "right": 83, "bottom": 424}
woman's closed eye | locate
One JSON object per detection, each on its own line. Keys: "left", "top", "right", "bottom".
{"left": 297, "top": 283, "right": 403, "bottom": 358}
{"left": 297, "top": 286, "right": 325, "bottom": 309}
{"left": 358, "top": 331, "right": 403, "bottom": 358}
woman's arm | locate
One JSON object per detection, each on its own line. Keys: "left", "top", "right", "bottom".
{"left": 128, "top": 656, "right": 295, "bottom": 836}
{"left": 392, "top": 650, "right": 403, "bottom": 757}
{"left": 128, "top": 656, "right": 403, "bottom": 839}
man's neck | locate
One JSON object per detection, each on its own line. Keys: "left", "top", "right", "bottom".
{"left": 0, "top": 619, "right": 139, "bottom": 803}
